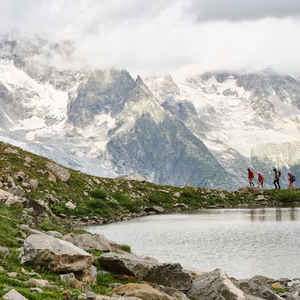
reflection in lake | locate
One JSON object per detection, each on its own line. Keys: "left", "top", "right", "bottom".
{"left": 85, "top": 207, "right": 300, "bottom": 279}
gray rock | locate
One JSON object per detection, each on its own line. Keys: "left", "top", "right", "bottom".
{"left": 62, "top": 233, "right": 111, "bottom": 252}
{"left": 236, "top": 276, "right": 284, "bottom": 300}
{"left": 60, "top": 273, "right": 75, "bottom": 283}
{"left": 28, "top": 179, "right": 38, "bottom": 190}
{"left": 0, "top": 246, "right": 9, "bottom": 258}
{"left": 3, "top": 289, "right": 28, "bottom": 300}
{"left": 24, "top": 157, "right": 33, "bottom": 163}
{"left": 65, "top": 201, "right": 76, "bottom": 209}
{"left": 86, "top": 291, "right": 96, "bottom": 300}
{"left": 98, "top": 252, "right": 192, "bottom": 291}
{"left": 145, "top": 206, "right": 165, "bottom": 214}
{"left": 4, "top": 148, "right": 19, "bottom": 155}
{"left": 186, "top": 268, "right": 262, "bottom": 300}
{"left": 46, "top": 162, "right": 70, "bottom": 182}
{"left": 173, "top": 192, "right": 180, "bottom": 197}
{"left": 28, "top": 288, "right": 42, "bottom": 293}
{"left": 47, "top": 231, "right": 63, "bottom": 238}
{"left": 26, "top": 278, "right": 50, "bottom": 287}
{"left": 19, "top": 234, "right": 93, "bottom": 272}
{"left": 8, "top": 186, "right": 26, "bottom": 198}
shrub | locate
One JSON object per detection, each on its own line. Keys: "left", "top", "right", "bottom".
{"left": 275, "top": 190, "right": 300, "bottom": 203}
{"left": 115, "top": 193, "right": 144, "bottom": 213}
{"left": 87, "top": 198, "right": 107, "bottom": 209}
{"left": 119, "top": 244, "right": 131, "bottom": 253}
{"left": 90, "top": 189, "right": 107, "bottom": 200}
{"left": 181, "top": 190, "right": 193, "bottom": 197}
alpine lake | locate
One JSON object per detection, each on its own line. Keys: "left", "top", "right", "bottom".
{"left": 85, "top": 206, "right": 300, "bottom": 280}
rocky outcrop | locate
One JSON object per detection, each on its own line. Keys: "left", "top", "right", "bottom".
{"left": 186, "top": 269, "right": 262, "bottom": 300}
{"left": 20, "top": 234, "right": 93, "bottom": 272}
{"left": 237, "top": 187, "right": 266, "bottom": 196}
{"left": 98, "top": 252, "right": 192, "bottom": 291}
{"left": 46, "top": 162, "right": 70, "bottom": 182}
{"left": 62, "top": 234, "right": 111, "bottom": 252}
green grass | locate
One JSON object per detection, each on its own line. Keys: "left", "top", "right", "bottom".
{"left": 275, "top": 190, "right": 300, "bottom": 203}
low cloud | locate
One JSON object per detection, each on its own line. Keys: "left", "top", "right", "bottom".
{"left": 0, "top": 0, "right": 300, "bottom": 80}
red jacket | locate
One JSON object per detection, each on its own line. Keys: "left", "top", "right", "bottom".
{"left": 248, "top": 170, "right": 254, "bottom": 179}
{"left": 290, "top": 174, "right": 293, "bottom": 182}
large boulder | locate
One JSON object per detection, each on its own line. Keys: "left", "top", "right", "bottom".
{"left": 98, "top": 253, "right": 192, "bottom": 291}
{"left": 112, "top": 283, "right": 173, "bottom": 300}
{"left": 46, "top": 162, "right": 70, "bottom": 182}
{"left": 19, "top": 234, "right": 93, "bottom": 272}
{"left": 186, "top": 269, "right": 262, "bottom": 300}
{"left": 62, "top": 234, "right": 111, "bottom": 252}
{"left": 235, "top": 275, "right": 285, "bottom": 300}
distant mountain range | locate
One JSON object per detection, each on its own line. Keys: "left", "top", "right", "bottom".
{"left": 1, "top": 35, "right": 300, "bottom": 190}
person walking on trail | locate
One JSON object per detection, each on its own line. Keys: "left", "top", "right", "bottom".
{"left": 288, "top": 172, "right": 297, "bottom": 191}
{"left": 273, "top": 168, "right": 281, "bottom": 190}
{"left": 257, "top": 172, "right": 264, "bottom": 188}
{"left": 247, "top": 168, "right": 255, "bottom": 187}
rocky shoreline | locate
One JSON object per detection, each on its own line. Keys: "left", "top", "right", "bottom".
{"left": 0, "top": 219, "right": 299, "bottom": 300}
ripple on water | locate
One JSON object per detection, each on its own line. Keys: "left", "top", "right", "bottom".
{"left": 85, "top": 207, "right": 300, "bottom": 279}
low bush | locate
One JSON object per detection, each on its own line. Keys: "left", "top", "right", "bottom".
{"left": 181, "top": 190, "right": 193, "bottom": 197}
{"left": 90, "top": 189, "right": 107, "bottom": 200}
{"left": 119, "top": 244, "right": 131, "bottom": 253}
{"left": 114, "top": 192, "right": 144, "bottom": 213}
{"left": 87, "top": 198, "right": 107, "bottom": 209}
{"left": 275, "top": 190, "right": 300, "bottom": 203}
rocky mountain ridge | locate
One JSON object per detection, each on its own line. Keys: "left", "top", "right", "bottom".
{"left": 1, "top": 36, "right": 300, "bottom": 189}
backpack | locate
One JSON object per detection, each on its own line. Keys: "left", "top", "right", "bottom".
{"left": 251, "top": 171, "right": 255, "bottom": 177}
{"left": 278, "top": 171, "right": 281, "bottom": 177}
{"left": 292, "top": 174, "right": 296, "bottom": 182}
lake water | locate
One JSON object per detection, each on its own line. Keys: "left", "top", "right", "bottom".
{"left": 85, "top": 207, "right": 300, "bottom": 280}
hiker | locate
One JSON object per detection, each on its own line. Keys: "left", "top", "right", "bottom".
{"left": 288, "top": 172, "right": 297, "bottom": 190}
{"left": 273, "top": 168, "right": 281, "bottom": 190}
{"left": 257, "top": 172, "right": 264, "bottom": 188}
{"left": 247, "top": 168, "right": 255, "bottom": 187}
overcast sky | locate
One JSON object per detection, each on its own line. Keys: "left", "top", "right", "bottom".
{"left": 0, "top": 0, "right": 300, "bottom": 79}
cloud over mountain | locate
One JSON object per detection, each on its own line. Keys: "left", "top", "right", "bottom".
{"left": 0, "top": 0, "right": 300, "bottom": 78}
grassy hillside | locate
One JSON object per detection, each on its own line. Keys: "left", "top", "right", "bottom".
{"left": 0, "top": 140, "right": 300, "bottom": 299}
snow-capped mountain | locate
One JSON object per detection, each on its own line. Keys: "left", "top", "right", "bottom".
{"left": 1, "top": 35, "right": 300, "bottom": 190}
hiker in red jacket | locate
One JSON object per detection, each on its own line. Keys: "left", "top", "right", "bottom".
{"left": 257, "top": 172, "right": 264, "bottom": 189}
{"left": 247, "top": 168, "right": 255, "bottom": 187}
{"left": 288, "top": 173, "right": 296, "bottom": 190}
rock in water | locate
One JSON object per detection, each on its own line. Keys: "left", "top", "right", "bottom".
{"left": 98, "top": 252, "right": 192, "bottom": 291}
{"left": 19, "top": 234, "right": 93, "bottom": 272}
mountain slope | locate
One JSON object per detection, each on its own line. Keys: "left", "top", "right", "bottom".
{"left": 1, "top": 36, "right": 300, "bottom": 189}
